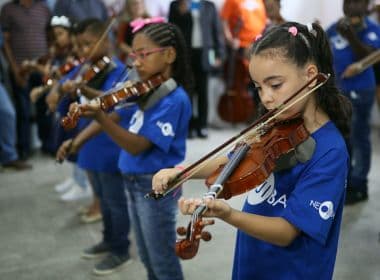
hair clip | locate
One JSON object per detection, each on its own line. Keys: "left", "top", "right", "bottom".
{"left": 255, "top": 34, "right": 263, "bottom": 42}
{"left": 50, "top": 16, "right": 71, "bottom": 28}
{"left": 288, "top": 26, "right": 298, "bottom": 37}
{"left": 130, "top": 17, "right": 166, "bottom": 33}
{"left": 306, "top": 23, "right": 317, "bottom": 37}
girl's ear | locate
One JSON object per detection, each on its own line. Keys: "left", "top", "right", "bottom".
{"left": 305, "top": 63, "right": 319, "bottom": 88}
{"left": 165, "top": 46, "right": 177, "bottom": 64}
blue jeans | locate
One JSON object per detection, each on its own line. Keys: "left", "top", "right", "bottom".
{"left": 87, "top": 171, "right": 130, "bottom": 257}
{"left": 122, "top": 174, "right": 183, "bottom": 280}
{"left": 73, "top": 164, "right": 89, "bottom": 190}
{"left": 344, "top": 89, "right": 375, "bottom": 191}
{"left": 0, "top": 82, "right": 18, "bottom": 164}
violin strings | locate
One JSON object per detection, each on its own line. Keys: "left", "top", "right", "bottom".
{"left": 161, "top": 73, "right": 330, "bottom": 197}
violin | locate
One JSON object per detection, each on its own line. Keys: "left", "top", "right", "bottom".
{"left": 146, "top": 73, "right": 331, "bottom": 259}
{"left": 175, "top": 118, "right": 309, "bottom": 259}
{"left": 42, "top": 57, "right": 85, "bottom": 86}
{"left": 61, "top": 74, "right": 166, "bottom": 130}
{"left": 217, "top": 18, "right": 255, "bottom": 123}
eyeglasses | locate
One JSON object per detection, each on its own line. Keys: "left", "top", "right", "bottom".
{"left": 128, "top": 47, "right": 169, "bottom": 62}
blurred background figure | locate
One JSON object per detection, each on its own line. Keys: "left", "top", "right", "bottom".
{"left": 0, "top": 0, "right": 51, "bottom": 160}
{"left": 217, "top": 0, "right": 266, "bottom": 125}
{"left": 264, "top": 0, "right": 285, "bottom": 29}
{"left": 53, "top": 0, "right": 108, "bottom": 22}
{"left": 116, "top": 0, "right": 149, "bottom": 62}
{"left": 327, "top": 0, "right": 380, "bottom": 205}
{"left": 169, "top": 0, "right": 225, "bottom": 139}
{"left": 143, "top": 0, "right": 171, "bottom": 18}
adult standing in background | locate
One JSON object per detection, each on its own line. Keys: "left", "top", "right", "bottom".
{"left": 327, "top": 0, "right": 380, "bottom": 205}
{"left": 0, "top": 24, "right": 32, "bottom": 170}
{"left": 220, "top": 0, "right": 266, "bottom": 123}
{"left": 53, "top": 0, "right": 108, "bottom": 22}
{"left": 169, "top": 0, "right": 225, "bottom": 138}
{"left": 116, "top": 0, "right": 149, "bottom": 62}
{"left": 220, "top": 0, "right": 266, "bottom": 56}
{"left": 0, "top": 0, "right": 51, "bottom": 159}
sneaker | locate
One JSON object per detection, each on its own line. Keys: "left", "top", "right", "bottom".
{"left": 2, "top": 160, "right": 32, "bottom": 171}
{"left": 81, "top": 211, "right": 102, "bottom": 224}
{"left": 54, "top": 178, "right": 74, "bottom": 193}
{"left": 60, "top": 184, "right": 92, "bottom": 201}
{"left": 93, "top": 254, "right": 131, "bottom": 276}
{"left": 345, "top": 187, "right": 368, "bottom": 205}
{"left": 82, "top": 242, "right": 109, "bottom": 259}
{"left": 197, "top": 128, "right": 209, "bottom": 139}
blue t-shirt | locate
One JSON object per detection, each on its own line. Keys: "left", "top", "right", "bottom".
{"left": 327, "top": 18, "right": 380, "bottom": 92}
{"left": 77, "top": 58, "right": 126, "bottom": 173}
{"left": 118, "top": 86, "right": 192, "bottom": 174}
{"left": 232, "top": 121, "right": 349, "bottom": 280}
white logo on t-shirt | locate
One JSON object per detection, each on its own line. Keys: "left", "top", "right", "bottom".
{"left": 156, "top": 121, "right": 175, "bottom": 137}
{"left": 247, "top": 174, "right": 275, "bottom": 205}
{"left": 319, "top": 201, "right": 335, "bottom": 220}
{"left": 367, "top": 31, "right": 378, "bottom": 41}
{"left": 241, "top": 0, "right": 260, "bottom": 11}
{"left": 310, "top": 200, "right": 335, "bottom": 220}
{"left": 129, "top": 110, "right": 144, "bottom": 133}
{"left": 331, "top": 34, "right": 348, "bottom": 50}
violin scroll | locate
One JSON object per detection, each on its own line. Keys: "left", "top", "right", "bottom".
{"left": 175, "top": 216, "right": 215, "bottom": 260}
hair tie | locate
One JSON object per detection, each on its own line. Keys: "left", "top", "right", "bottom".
{"left": 306, "top": 23, "right": 317, "bottom": 37}
{"left": 50, "top": 15, "right": 71, "bottom": 28}
{"left": 288, "top": 26, "right": 298, "bottom": 36}
{"left": 254, "top": 34, "right": 263, "bottom": 42}
{"left": 130, "top": 17, "right": 166, "bottom": 33}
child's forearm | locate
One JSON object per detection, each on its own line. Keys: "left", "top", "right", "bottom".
{"left": 222, "top": 210, "right": 300, "bottom": 247}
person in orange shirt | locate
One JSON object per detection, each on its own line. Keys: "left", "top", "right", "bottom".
{"left": 221, "top": 0, "right": 267, "bottom": 51}
{"left": 220, "top": 0, "right": 267, "bottom": 123}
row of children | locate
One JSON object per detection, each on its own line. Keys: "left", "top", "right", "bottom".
{"left": 29, "top": 4, "right": 372, "bottom": 280}
{"left": 49, "top": 18, "right": 349, "bottom": 280}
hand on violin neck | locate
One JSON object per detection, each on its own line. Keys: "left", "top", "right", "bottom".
{"left": 178, "top": 197, "right": 232, "bottom": 220}
{"left": 61, "top": 80, "right": 80, "bottom": 94}
{"left": 76, "top": 101, "right": 103, "bottom": 120}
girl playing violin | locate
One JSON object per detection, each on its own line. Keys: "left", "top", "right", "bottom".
{"left": 152, "top": 22, "right": 351, "bottom": 279}
{"left": 57, "top": 19, "right": 192, "bottom": 279}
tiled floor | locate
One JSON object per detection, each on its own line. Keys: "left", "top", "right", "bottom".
{"left": 0, "top": 126, "right": 379, "bottom": 280}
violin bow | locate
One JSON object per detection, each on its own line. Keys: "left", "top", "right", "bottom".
{"left": 146, "top": 72, "right": 330, "bottom": 199}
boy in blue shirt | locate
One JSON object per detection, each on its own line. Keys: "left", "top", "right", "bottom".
{"left": 327, "top": 0, "right": 380, "bottom": 205}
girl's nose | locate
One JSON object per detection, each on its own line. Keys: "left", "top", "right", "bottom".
{"left": 260, "top": 90, "right": 274, "bottom": 106}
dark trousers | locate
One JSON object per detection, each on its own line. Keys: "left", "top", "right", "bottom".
{"left": 10, "top": 72, "right": 31, "bottom": 159}
{"left": 191, "top": 48, "right": 209, "bottom": 130}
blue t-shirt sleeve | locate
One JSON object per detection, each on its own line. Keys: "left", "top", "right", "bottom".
{"left": 135, "top": 101, "right": 181, "bottom": 153}
{"left": 363, "top": 20, "right": 380, "bottom": 49}
{"left": 281, "top": 148, "right": 347, "bottom": 245}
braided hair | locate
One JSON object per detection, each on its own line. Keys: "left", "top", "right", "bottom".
{"left": 135, "top": 22, "right": 194, "bottom": 95}
{"left": 250, "top": 21, "right": 352, "bottom": 140}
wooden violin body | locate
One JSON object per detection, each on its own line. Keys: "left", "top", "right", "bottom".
{"left": 205, "top": 118, "right": 309, "bottom": 199}
{"left": 60, "top": 74, "right": 165, "bottom": 130}
{"left": 217, "top": 54, "right": 255, "bottom": 123}
{"left": 217, "top": 18, "right": 255, "bottom": 123}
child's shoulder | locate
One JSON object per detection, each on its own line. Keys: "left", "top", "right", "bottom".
{"left": 311, "top": 121, "right": 348, "bottom": 159}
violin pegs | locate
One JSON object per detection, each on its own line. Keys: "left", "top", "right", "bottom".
{"left": 176, "top": 226, "right": 187, "bottom": 236}
{"left": 201, "top": 231, "right": 212, "bottom": 242}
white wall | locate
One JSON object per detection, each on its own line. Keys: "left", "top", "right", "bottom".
{"left": 281, "top": 0, "right": 344, "bottom": 28}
